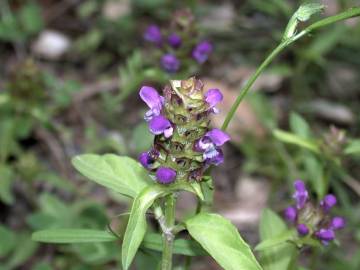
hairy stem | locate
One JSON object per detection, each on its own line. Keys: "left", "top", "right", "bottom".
{"left": 161, "top": 194, "right": 176, "bottom": 270}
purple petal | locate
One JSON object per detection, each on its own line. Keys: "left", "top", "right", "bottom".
{"left": 161, "top": 54, "right": 180, "bottom": 73}
{"left": 297, "top": 224, "right": 309, "bottom": 236}
{"left": 204, "top": 88, "right": 223, "bottom": 108}
{"left": 315, "top": 228, "right": 335, "bottom": 242}
{"left": 156, "top": 167, "right": 176, "bottom": 184}
{"left": 140, "top": 86, "right": 163, "bottom": 110}
{"left": 149, "top": 115, "right": 173, "bottom": 137}
{"left": 284, "top": 206, "right": 297, "bottom": 222}
{"left": 320, "top": 194, "right": 337, "bottom": 212}
{"left": 330, "top": 216, "right": 345, "bottom": 230}
{"left": 192, "top": 41, "right": 213, "bottom": 64}
{"left": 139, "top": 152, "right": 151, "bottom": 169}
{"left": 293, "top": 180, "right": 308, "bottom": 209}
{"left": 205, "top": 129, "right": 230, "bottom": 146}
{"left": 168, "top": 33, "right": 182, "bottom": 48}
{"left": 205, "top": 148, "right": 224, "bottom": 166}
{"left": 144, "top": 25, "right": 162, "bottom": 44}
{"left": 194, "top": 137, "right": 213, "bottom": 152}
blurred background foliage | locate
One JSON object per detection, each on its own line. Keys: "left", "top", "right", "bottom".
{"left": 0, "top": 0, "right": 360, "bottom": 269}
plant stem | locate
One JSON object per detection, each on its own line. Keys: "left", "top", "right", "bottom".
{"left": 161, "top": 194, "right": 176, "bottom": 270}
{"left": 221, "top": 7, "right": 360, "bottom": 131}
{"left": 221, "top": 41, "right": 287, "bottom": 131}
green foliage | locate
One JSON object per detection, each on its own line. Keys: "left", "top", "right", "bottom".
{"left": 72, "top": 154, "right": 152, "bottom": 198}
{"left": 121, "top": 184, "right": 168, "bottom": 270}
{"left": 257, "top": 209, "right": 296, "bottom": 270}
{"left": 185, "top": 213, "right": 262, "bottom": 270}
{"left": 32, "top": 229, "right": 117, "bottom": 243}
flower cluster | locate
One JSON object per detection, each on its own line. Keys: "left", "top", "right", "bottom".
{"left": 143, "top": 10, "right": 213, "bottom": 73}
{"left": 284, "top": 180, "right": 345, "bottom": 245}
{"left": 139, "top": 77, "right": 230, "bottom": 184}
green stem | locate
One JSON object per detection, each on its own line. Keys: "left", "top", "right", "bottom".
{"left": 161, "top": 194, "right": 176, "bottom": 270}
{"left": 221, "top": 7, "right": 360, "bottom": 131}
{"left": 221, "top": 41, "right": 287, "bottom": 131}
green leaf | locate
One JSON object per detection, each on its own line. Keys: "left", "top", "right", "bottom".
{"left": 0, "top": 165, "right": 14, "bottom": 205}
{"left": 255, "top": 230, "right": 295, "bottom": 251}
{"left": 273, "top": 129, "right": 320, "bottom": 153}
{"left": 289, "top": 112, "right": 311, "bottom": 139}
{"left": 344, "top": 139, "right": 360, "bottom": 155}
{"left": 258, "top": 209, "right": 296, "bottom": 270}
{"left": 185, "top": 213, "right": 262, "bottom": 270}
{"left": 142, "top": 233, "right": 207, "bottom": 256}
{"left": 122, "top": 184, "right": 169, "bottom": 270}
{"left": 283, "top": 3, "right": 324, "bottom": 39}
{"left": 0, "top": 225, "right": 16, "bottom": 257}
{"left": 72, "top": 154, "right": 152, "bottom": 198}
{"left": 295, "top": 3, "right": 324, "bottom": 22}
{"left": 5, "top": 233, "right": 38, "bottom": 269}
{"left": 32, "top": 229, "right": 117, "bottom": 243}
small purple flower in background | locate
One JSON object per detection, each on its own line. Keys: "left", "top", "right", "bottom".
{"left": 144, "top": 25, "right": 162, "bottom": 45}
{"left": 293, "top": 180, "right": 309, "bottom": 209}
{"left": 315, "top": 229, "right": 335, "bottom": 245}
{"left": 330, "top": 217, "right": 345, "bottom": 230}
{"left": 168, "top": 33, "right": 182, "bottom": 48}
{"left": 284, "top": 206, "right": 297, "bottom": 222}
{"left": 140, "top": 86, "right": 164, "bottom": 121}
{"left": 161, "top": 54, "right": 180, "bottom": 73}
{"left": 192, "top": 41, "right": 213, "bottom": 64}
{"left": 156, "top": 167, "right": 177, "bottom": 184}
{"left": 149, "top": 115, "right": 173, "bottom": 138}
{"left": 204, "top": 88, "right": 223, "bottom": 113}
{"left": 283, "top": 180, "right": 345, "bottom": 246}
{"left": 195, "top": 128, "right": 230, "bottom": 165}
{"left": 297, "top": 224, "right": 309, "bottom": 236}
{"left": 320, "top": 194, "right": 337, "bottom": 212}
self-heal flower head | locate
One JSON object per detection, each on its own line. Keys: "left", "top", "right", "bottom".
{"left": 293, "top": 180, "right": 309, "bottom": 209}
{"left": 149, "top": 115, "right": 173, "bottom": 138}
{"left": 284, "top": 206, "right": 297, "bottom": 222}
{"left": 283, "top": 180, "right": 345, "bottom": 246}
{"left": 192, "top": 41, "right": 213, "bottom": 64}
{"left": 161, "top": 54, "right": 180, "bottom": 73}
{"left": 156, "top": 167, "right": 176, "bottom": 184}
{"left": 168, "top": 33, "right": 182, "bottom": 48}
{"left": 144, "top": 25, "right": 162, "bottom": 45}
{"left": 320, "top": 194, "right": 337, "bottom": 212}
{"left": 139, "top": 77, "right": 229, "bottom": 184}
{"left": 140, "top": 86, "right": 164, "bottom": 121}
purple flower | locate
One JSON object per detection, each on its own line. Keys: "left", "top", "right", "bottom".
{"left": 204, "top": 88, "right": 223, "bottom": 113}
{"left": 156, "top": 167, "right": 176, "bottom": 184}
{"left": 195, "top": 128, "right": 230, "bottom": 165}
{"left": 139, "top": 152, "right": 152, "bottom": 169}
{"left": 144, "top": 25, "right": 162, "bottom": 44}
{"left": 139, "top": 86, "right": 164, "bottom": 121}
{"left": 293, "top": 180, "right": 309, "bottom": 209}
{"left": 320, "top": 194, "right": 337, "bottom": 212}
{"left": 139, "top": 149, "right": 159, "bottom": 169}
{"left": 192, "top": 41, "right": 213, "bottom": 64}
{"left": 161, "top": 54, "right": 180, "bottom": 73}
{"left": 149, "top": 115, "right": 173, "bottom": 138}
{"left": 315, "top": 229, "right": 335, "bottom": 245}
{"left": 330, "top": 217, "right": 345, "bottom": 230}
{"left": 297, "top": 224, "right": 309, "bottom": 236}
{"left": 284, "top": 206, "right": 297, "bottom": 222}
{"left": 168, "top": 33, "right": 182, "bottom": 48}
